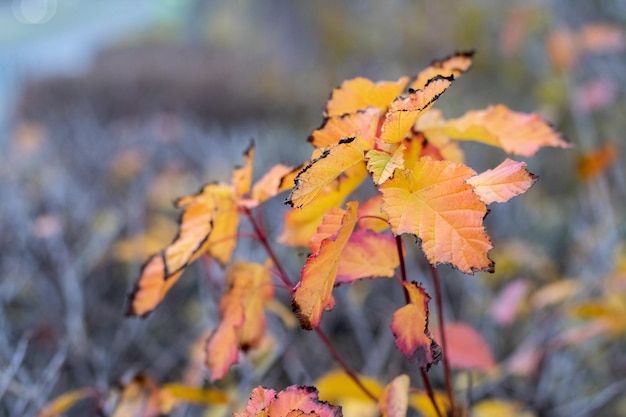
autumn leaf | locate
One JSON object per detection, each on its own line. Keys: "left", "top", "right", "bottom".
{"left": 467, "top": 158, "right": 537, "bottom": 204}
{"left": 232, "top": 143, "right": 254, "bottom": 197}
{"left": 293, "top": 202, "right": 358, "bottom": 329}
{"left": 325, "top": 76, "right": 409, "bottom": 116}
{"left": 336, "top": 230, "right": 399, "bottom": 285}
{"left": 106, "top": 375, "right": 163, "bottom": 417}
{"left": 379, "top": 76, "right": 454, "bottom": 144}
{"left": 443, "top": 104, "right": 569, "bottom": 156}
{"left": 280, "top": 165, "right": 366, "bottom": 246}
{"left": 577, "top": 142, "right": 618, "bottom": 180}
{"left": 287, "top": 136, "right": 370, "bottom": 208}
{"left": 366, "top": 145, "right": 405, "bottom": 185}
{"left": 310, "top": 108, "right": 381, "bottom": 149}
{"left": 380, "top": 157, "right": 493, "bottom": 274}
{"left": 432, "top": 322, "right": 496, "bottom": 372}
{"left": 391, "top": 282, "right": 441, "bottom": 369}
{"left": 472, "top": 399, "right": 535, "bottom": 417}
{"left": 379, "top": 374, "right": 410, "bottom": 417}
{"left": 206, "top": 261, "right": 273, "bottom": 381}
{"left": 409, "top": 50, "right": 474, "bottom": 91}
{"left": 236, "top": 386, "right": 342, "bottom": 417}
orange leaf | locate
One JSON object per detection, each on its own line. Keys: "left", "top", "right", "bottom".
{"left": 238, "top": 163, "right": 294, "bottom": 207}
{"left": 433, "top": 322, "right": 496, "bottom": 372}
{"left": 237, "top": 386, "right": 342, "bottom": 417}
{"left": 288, "top": 137, "right": 370, "bottom": 208}
{"left": 366, "top": 145, "right": 406, "bottom": 185}
{"left": 293, "top": 202, "right": 359, "bottom": 329}
{"left": 279, "top": 165, "right": 366, "bottom": 246}
{"left": 336, "top": 230, "right": 399, "bottom": 284}
{"left": 380, "top": 157, "right": 493, "bottom": 274}
{"left": 467, "top": 159, "right": 537, "bottom": 204}
{"left": 308, "top": 207, "right": 347, "bottom": 254}
{"left": 107, "top": 375, "right": 163, "bottom": 417}
{"left": 443, "top": 105, "right": 570, "bottom": 156}
{"left": 410, "top": 51, "right": 474, "bottom": 91}
{"left": 380, "top": 76, "right": 454, "bottom": 144}
{"left": 379, "top": 374, "right": 410, "bottom": 417}
{"left": 577, "top": 23, "right": 626, "bottom": 53}
{"left": 309, "top": 108, "right": 381, "bottom": 149}
{"left": 577, "top": 142, "right": 618, "bottom": 180}
{"left": 206, "top": 262, "right": 273, "bottom": 381}
{"left": 325, "top": 76, "right": 409, "bottom": 116}
{"left": 38, "top": 388, "right": 98, "bottom": 417}
{"left": 391, "top": 282, "right": 440, "bottom": 369}
{"left": 126, "top": 254, "right": 184, "bottom": 317}
{"left": 232, "top": 143, "right": 254, "bottom": 197}
{"left": 414, "top": 110, "right": 465, "bottom": 163}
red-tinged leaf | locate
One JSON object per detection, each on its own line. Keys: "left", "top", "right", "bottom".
{"left": 326, "top": 76, "right": 409, "bottom": 116}
{"left": 293, "top": 202, "right": 359, "bottom": 329}
{"left": 409, "top": 51, "right": 474, "bottom": 91}
{"left": 577, "top": 23, "right": 626, "bottom": 53}
{"left": 357, "top": 195, "right": 389, "bottom": 232}
{"left": 380, "top": 157, "right": 493, "bottom": 274}
{"left": 491, "top": 278, "right": 529, "bottom": 326}
{"left": 467, "top": 159, "right": 537, "bottom": 204}
{"left": 366, "top": 145, "right": 405, "bottom": 185}
{"left": 126, "top": 254, "right": 184, "bottom": 317}
{"left": 379, "top": 76, "right": 454, "bottom": 144}
{"left": 234, "top": 387, "right": 276, "bottom": 417}
{"left": 433, "top": 322, "right": 496, "bottom": 372}
{"left": 279, "top": 165, "right": 366, "bottom": 246}
{"left": 391, "top": 282, "right": 441, "bottom": 369}
{"left": 288, "top": 137, "right": 370, "bottom": 208}
{"left": 573, "top": 79, "right": 618, "bottom": 113}
{"left": 206, "top": 262, "right": 273, "bottom": 381}
{"left": 232, "top": 143, "right": 255, "bottom": 197}
{"left": 310, "top": 108, "right": 381, "bottom": 149}
{"left": 38, "top": 388, "right": 98, "bottom": 417}
{"left": 379, "top": 374, "right": 410, "bottom": 417}
{"left": 237, "top": 386, "right": 342, "bottom": 417}
{"left": 336, "top": 230, "right": 399, "bottom": 284}
{"left": 443, "top": 104, "right": 570, "bottom": 156}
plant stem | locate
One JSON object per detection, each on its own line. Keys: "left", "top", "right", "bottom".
{"left": 395, "top": 236, "right": 410, "bottom": 304}
{"left": 315, "top": 328, "right": 378, "bottom": 402}
{"left": 242, "top": 207, "right": 293, "bottom": 291}
{"left": 420, "top": 367, "right": 445, "bottom": 417}
{"left": 429, "top": 264, "right": 455, "bottom": 416}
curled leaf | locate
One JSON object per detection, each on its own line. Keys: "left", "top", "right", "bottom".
{"left": 391, "top": 282, "right": 441, "bottom": 369}
{"left": 467, "top": 158, "right": 537, "bottom": 204}
{"left": 379, "top": 374, "right": 410, "bottom": 417}
{"left": 410, "top": 50, "right": 474, "bottom": 90}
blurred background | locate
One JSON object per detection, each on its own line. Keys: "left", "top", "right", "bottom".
{"left": 1, "top": 1, "right": 625, "bottom": 416}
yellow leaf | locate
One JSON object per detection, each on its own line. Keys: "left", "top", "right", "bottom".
{"left": 316, "top": 370, "right": 383, "bottom": 417}
{"left": 409, "top": 51, "right": 474, "bottom": 91}
{"left": 292, "top": 201, "right": 358, "bottom": 329}
{"left": 366, "top": 145, "right": 405, "bottom": 185}
{"left": 38, "top": 388, "right": 98, "bottom": 417}
{"left": 325, "top": 76, "right": 409, "bottom": 116}
{"left": 279, "top": 165, "right": 366, "bottom": 246}
{"left": 379, "top": 76, "right": 454, "bottom": 144}
{"left": 380, "top": 157, "right": 493, "bottom": 274}
{"left": 467, "top": 158, "right": 537, "bottom": 204}
{"left": 310, "top": 108, "right": 381, "bottom": 149}
{"left": 472, "top": 399, "right": 535, "bottom": 417}
{"left": 161, "top": 384, "right": 228, "bottom": 406}
{"left": 409, "top": 391, "right": 449, "bottom": 417}
{"left": 232, "top": 143, "right": 255, "bottom": 197}
{"left": 288, "top": 136, "right": 370, "bottom": 208}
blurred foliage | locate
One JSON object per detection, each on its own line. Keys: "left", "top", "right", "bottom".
{"left": 1, "top": 0, "right": 626, "bottom": 416}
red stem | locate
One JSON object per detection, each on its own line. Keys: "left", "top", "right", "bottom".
{"left": 242, "top": 207, "right": 294, "bottom": 291}
{"left": 429, "top": 264, "right": 455, "bottom": 416}
{"left": 315, "top": 328, "right": 378, "bottom": 402}
{"left": 420, "top": 368, "right": 445, "bottom": 417}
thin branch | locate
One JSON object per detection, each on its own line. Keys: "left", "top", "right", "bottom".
{"left": 419, "top": 367, "right": 444, "bottom": 417}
